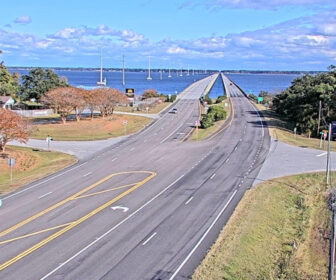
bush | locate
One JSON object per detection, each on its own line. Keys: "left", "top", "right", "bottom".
{"left": 200, "top": 105, "right": 227, "bottom": 128}
{"left": 201, "top": 114, "right": 214, "bottom": 128}
{"left": 166, "top": 94, "right": 177, "bottom": 102}
{"left": 208, "top": 105, "right": 227, "bottom": 121}
{"left": 248, "top": 93, "right": 258, "bottom": 101}
{"left": 204, "top": 94, "right": 212, "bottom": 105}
{"left": 142, "top": 89, "right": 158, "bottom": 99}
{"left": 215, "top": 95, "right": 226, "bottom": 103}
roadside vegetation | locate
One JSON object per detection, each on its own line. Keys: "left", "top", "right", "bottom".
{"left": 191, "top": 95, "right": 230, "bottom": 141}
{"left": 0, "top": 146, "right": 76, "bottom": 194}
{"left": 31, "top": 114, "right": 152, "bottom": 141}
{"left": 193, "top": 172, "right": 332, "bottom": 280}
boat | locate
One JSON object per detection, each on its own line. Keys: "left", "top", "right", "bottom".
{"left": 97, "top": 49, "right": 107, "bottom": 86}
{"left": 147, "top": 56, "right": 152, "bottom": 80}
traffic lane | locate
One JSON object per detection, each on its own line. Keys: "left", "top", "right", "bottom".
{"left": 0, "top": 141, "right": 214, "bottom": 279}
{"left": 0, "top": 172, "right": 155, "bottom": 268}
{"left": 37, "top": 94, "right": 251, "bottom": 280}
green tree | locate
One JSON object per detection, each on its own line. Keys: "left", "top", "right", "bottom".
{"left": 272, "top": 70, "right": 336, "bottom": 136}
{"left": 20, "top": 68, "right": 68, "bottom": 101}
{"left": 0, "top": 63, "right": 20, "bottom": 97}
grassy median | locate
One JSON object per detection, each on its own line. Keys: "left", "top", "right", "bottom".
{"left": 115, "top": 102, "right": 171, "bottom": 114}
{"left": 0, "top": 146, "right": 76, "bottom": 195}
{"left": 193, "top": 172, "right": 332, "bottom": 280}
{"left": 191, "top": 99, "right": 231, "bottom": 141}
{"left": 30, "top": 114, "right": 152, "bottom": 141}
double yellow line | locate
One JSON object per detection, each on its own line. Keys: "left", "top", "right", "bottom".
{"left": 0, "top": 171, "right": 156, "bottom": 271}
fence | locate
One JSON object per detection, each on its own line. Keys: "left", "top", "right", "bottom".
{"left": 13, "top": 109, "right": 54, "bottom": 117}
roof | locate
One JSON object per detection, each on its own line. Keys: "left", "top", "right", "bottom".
{"left": 0, "top": 96, "right": 13, "bottom": 103}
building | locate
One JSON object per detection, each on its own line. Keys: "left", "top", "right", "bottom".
{"left": 0, "top": 96, "right": 15, "bottom": 109}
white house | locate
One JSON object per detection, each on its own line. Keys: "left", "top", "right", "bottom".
{"left": 0, "top": 96, "right": 15, "bottom": 109}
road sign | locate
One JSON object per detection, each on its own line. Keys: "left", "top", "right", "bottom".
{"left": 258, "top": 97, "right": 264, "bottom": 102}
{"left": 123, "top": 120, "right": 128, "bottom": 126}
{"left": 324, "top": 131, "right": 328, "bottom": 140}
{"left": 7, "top": 158, "right": 15, "bottom": 166}
{"left": 0, "top": 199, "right": 2, "bottom": 208}
{"left": 195, "top": 120, "right": 200, "bottom": 127}
{"left": 125, "top": 88, "right": 135, "bottom": 97}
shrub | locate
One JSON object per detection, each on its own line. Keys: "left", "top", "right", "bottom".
{"left": 215, "top": 95, "right": 226, "bottom": 103}
{"left": 204, "top": 94, "right": 212, "bottom": 105}
{"left": 201, "top": 114, "right": 214, "bottom": 128}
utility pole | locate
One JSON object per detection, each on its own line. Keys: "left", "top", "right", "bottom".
{"left": 318, "top": 100, "right": 322, "bottom": 135}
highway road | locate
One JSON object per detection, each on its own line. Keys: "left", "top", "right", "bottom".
{"left": 0, "top": 72, "right": 270, "bottom": 280}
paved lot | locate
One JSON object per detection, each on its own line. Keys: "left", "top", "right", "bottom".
{"left": 254, "top": 137, "right": 336, "bottom": 185}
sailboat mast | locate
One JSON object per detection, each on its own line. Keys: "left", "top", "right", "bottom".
{"left": 100, "top": 49, "right": 103, "bottom": 83}
{"left": 122, "top": 55, "right": 125, "bottom": 86}
{"left": 147, "top": 56, "right": 152, "bottom": 80}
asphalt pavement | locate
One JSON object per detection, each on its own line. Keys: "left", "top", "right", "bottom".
{"left": 0, "top": 73, "right": 271, "bottom": 280}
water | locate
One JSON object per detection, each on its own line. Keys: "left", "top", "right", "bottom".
{"left": 8, "top": 69, "right": 300, "bottom": 97}
{"left": 226, "top": 73, "right": 300, "bottom": 96}
{"left": 208, "top": 75, "right": 225, "bottom": 99}
{"left": 9, "top": 69, "right": 207, "bottom": 96}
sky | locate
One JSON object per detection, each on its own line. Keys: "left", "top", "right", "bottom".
{"left": 0, "top": 0, "right": 335, "bottom": 71}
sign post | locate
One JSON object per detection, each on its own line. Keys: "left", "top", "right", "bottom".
{"left": 123, "top": 120, "right": 128, "bottom": 135}
{"left": 195, "top": 120, "right": 200, "bottom": 141}
{"left": 46, "top": 136, "right": 53, "bottom": 152}
{"left": 293, "top": 127, "right": 297, "bottom": 138}
{"left": 7, "top": 157, "right": 15, "bottom": 184}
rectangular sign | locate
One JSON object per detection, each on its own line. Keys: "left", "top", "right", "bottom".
{"left": 258, "top": 97, "right": 264, "bottom": 102}
{"left": 125, "top": 88, "right": 135, "bottom": 97}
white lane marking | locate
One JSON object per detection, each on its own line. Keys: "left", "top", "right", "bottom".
{"left": 40, "top": 174, "right": 185, "bottom": 280}
{"left": 169, "top": 190, "right": 238, "bottom": 280}
{"left": 185, "top": 196, "right": 194, "bottom": 205}
{"left": 130, "top": 148, "right": 135, "bottom": 151}
{"left": 3, "top": 162, "right": 87, "bottom": 201}
{"left": 83, "top": 172, "right": 92, "bottom": 177}
{"left": 111, "top": 206, "right": 129, "bottom": 212}
{"left": 210, "top": 173, "right": 216, "bottom": 180}
{"left": 160, "top": 122, "right": 185, "bottom": 144}
{"left": 38, "top": 192, "right": 53, "bottom": 200}
{"left": 234, "top": 147, "right": 237, "bottom": 151}
{"left": 317, "top": 152, "right": 327, "bottom": 157}
{"left": 142, "top": 232, "right": 157, "bottom": 246}
{"left": 225, "top": 158, "right": 230, "bottom": 163}
{"left": 111, "top": 158, "right": 118, "bottom": 162}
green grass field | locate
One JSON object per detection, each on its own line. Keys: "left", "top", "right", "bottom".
{"left": 30, "top": 114, "right": 152, "bottom": 141}
{"left": 193, "top": 172, "right": 332, "bottom": 280}
{"left": 0, "top": 146, "right": 76, "bottom": 195}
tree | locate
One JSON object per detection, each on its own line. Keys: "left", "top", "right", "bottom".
{"left": 93, "top": 88, "right": 128, "bottom": 118}
{"left": 142, "top": 89, "right": 158, "bottom": 99}
{"left": 0, "top": 64, "right": 20, "bottom": 97}
{"left": 0, "top": 109, "right": 30, "bottom": 152}
{"left": 20, "top": 68, "right": 68, "bottom": 101}
{"left": 42, "top": 87, "right": 79, "bottom": 124}
{"left": 83, "top": 90, "right": 99, "bottom": 120}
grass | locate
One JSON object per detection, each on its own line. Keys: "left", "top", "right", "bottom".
{"left": 115, "top": 102, "right": 171, "bottom": 114}
{"left": 193, "top": 172, "right": 332, "bottom": 280}
{"left": 30, "top": 114, "right": 152, "bottom": 141}
{"left": 255, "top": 103, "right": 336, "bottom": 152}
{"left": 190, "top": 99, "right": 231, "bottom": 141}
{"left": 0, "top": 146, "right": 76, "bottom": 195}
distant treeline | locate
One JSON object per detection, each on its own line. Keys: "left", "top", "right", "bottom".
{"left": 7, "top": 67, "right": 324, "bottom": 75}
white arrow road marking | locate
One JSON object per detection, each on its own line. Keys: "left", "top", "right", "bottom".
{"left": 111, "top": 206, "right": 129, "bottom": 212}
{"left": 83, "top": 172, "right": 92, "bottom": 177}
{"left": 316, "top": 152, "right": 327, "bottom": 157}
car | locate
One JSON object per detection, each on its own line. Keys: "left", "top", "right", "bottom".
{"left": 170, "top": 108, "right": 178, "bottom": 114}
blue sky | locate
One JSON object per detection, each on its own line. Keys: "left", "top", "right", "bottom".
{"left": 0, "top": 0, "right": 335, "bottom": 70}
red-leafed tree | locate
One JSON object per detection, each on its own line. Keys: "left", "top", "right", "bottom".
{"left": 0, "top": 109, "right": 30, "bottom": 152}
{"left": 142, "top": 89, "right": 158, "bottom": 99}
{"left": 42, "top": 87, "right": 83, "bottom": 124}
{"left": 93, "top": 88, "right": 128, "bottom": 118}
{"left": 83, "top": 90, "right": 99, "bottom": 120}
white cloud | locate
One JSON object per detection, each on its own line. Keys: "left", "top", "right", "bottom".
{"left": 182, "top": 0, "right": 336, "bottom": 10}
{"left": 14, "top": 16, "right": 32, "bottom": 25}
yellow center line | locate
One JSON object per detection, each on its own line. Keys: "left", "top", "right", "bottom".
{"left": 0, "top": 223, "right": 72, "bottom": 246}
{"left": 74, "top": 183, "right": 136, "bottom": 199}
{"left": 0, "top": 171, "right": 156, "bottom": 271}
{"left": 0, "top": 171, "right": 153, "bottom": 240}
